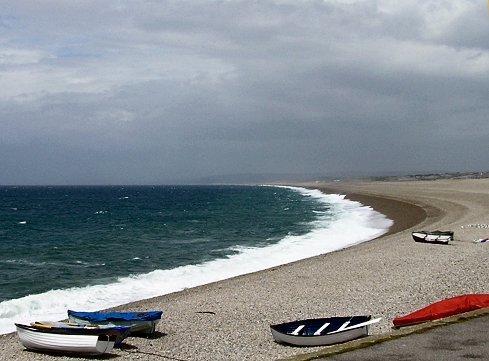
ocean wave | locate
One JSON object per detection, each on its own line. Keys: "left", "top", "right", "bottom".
{"left": 0, "top": 186, "right": 392, "bottom": 335}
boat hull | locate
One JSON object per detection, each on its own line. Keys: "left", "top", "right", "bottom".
{"left": 270, "top": 325, "right": 368, "bottom": 347}
{"left": 412, "top": 231, "right": 453, "bottom": 244}
{"left": 270, "top": 316, "right": 380, "bottom": 347}
{"left": 15, "top": 323, "right": 123, "bottom": 355}
{"left": 30, "top": 321, "right": 130, "bottom": 346}
{"left": 393, "top": 294, "right": 489, "bottom": 328}
{"left": 68, "top": 310, "right": 163, "bottom": 335}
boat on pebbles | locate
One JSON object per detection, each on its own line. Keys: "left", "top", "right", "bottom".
{"left": 270, "top": 315, "right": 381, "bottom": 347}
{"left": 393, "top": 294, "right": 489, "bottom": 328}
{"left": 412, "top": 230, "right": 454, "bottom": 244}
{"left": 15, "top": 322, "right": 130, "bottom": 355}
{"left": 68, "top": 309, "right": 163, "bottom": 335}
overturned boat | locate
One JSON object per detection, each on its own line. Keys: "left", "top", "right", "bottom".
{"left": 393, "top": 294, "right": 489, "bottom": 328}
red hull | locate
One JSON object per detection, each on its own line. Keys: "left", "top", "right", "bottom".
{"left": 393, "top": 294, "right": 489, "bottom": 328}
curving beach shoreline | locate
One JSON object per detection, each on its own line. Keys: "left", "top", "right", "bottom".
{"left": 1, "top": 178, "right": 489, "bottom": 361}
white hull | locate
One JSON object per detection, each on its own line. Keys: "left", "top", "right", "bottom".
{"left": 31, "top": 321, "right": 129, "bottom": 346}
{"left": 270, "top": 317, "right": 381, "bottom": 347}
{"left": 16, "top": 325, "right": 116, "bottom": 355}
{"left": 271, "top": 325, "right": 368, "bottom": 347}
{"left": 412, "top": 232, "right": 451, "bottom": 244}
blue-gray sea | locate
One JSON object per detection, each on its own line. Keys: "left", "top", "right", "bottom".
{"left": 0, "top": 185, "right": 392, "bottom": 334}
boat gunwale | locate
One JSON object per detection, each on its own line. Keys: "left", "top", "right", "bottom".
{"left": 270, "top": 315, "right": 372, "bottom": 337}
{"left": 15, "top": 323, "right": 127, "bottom": 337}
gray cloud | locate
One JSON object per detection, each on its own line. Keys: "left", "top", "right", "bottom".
{"left": 0, "top": 0, "right": 488, "bottom": 184}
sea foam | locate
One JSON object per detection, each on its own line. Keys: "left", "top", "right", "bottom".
{"left": 0, "top": 186, "right": 392, "bottom": 334}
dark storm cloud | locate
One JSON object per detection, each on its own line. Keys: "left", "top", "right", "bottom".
{"left": 0, "top": 0, "right": 488, "bottom": 184}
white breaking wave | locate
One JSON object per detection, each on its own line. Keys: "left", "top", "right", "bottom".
{"left": 0, "top": 186, "right": 392, "bottom": 334}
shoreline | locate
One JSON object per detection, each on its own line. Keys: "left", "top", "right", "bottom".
{"left": 309, "top": 184, "right": 428, "bottom": 236}
{"left": 2, "top": 179, "right": 489, "bottom": 361}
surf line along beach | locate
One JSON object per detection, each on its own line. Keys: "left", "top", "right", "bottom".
{"left": 2, "top": 178, "right": 489, "bottom": 361}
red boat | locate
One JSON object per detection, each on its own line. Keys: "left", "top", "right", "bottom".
{"left": 393, "top": 294, "right": 489, "bottom": 328}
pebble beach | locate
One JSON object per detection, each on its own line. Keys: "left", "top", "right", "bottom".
{"left": 2, "top": 178, "right": 489, "bottom": 361}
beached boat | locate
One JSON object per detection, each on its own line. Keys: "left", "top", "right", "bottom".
{"left": 270, "top": 315, "right": 381, "bottom": 347}
{"left": 392, "top": 294, "right": 489, "bottom": 328}
{"left": 412, "top": 230, "right": 453, "bottom": 244}
{"left": 29, "top": 320, "right": 130, "bottom": 345}
{"left": 15, "top": 322, "right": 130, "bottom": 355}
{"left": 68, "top": 310, "right": 163, "bottom": 335}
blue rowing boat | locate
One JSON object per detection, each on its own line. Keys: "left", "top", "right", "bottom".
{"left": 67, "top": 310, "right": 163, "bottom": 335}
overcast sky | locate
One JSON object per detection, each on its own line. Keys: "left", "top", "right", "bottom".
{"left": 0, "top": 0, "right": 487, "bottom": 185}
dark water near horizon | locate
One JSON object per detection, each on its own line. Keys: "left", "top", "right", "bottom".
{"left": 0, "top": 185, "right": 324, "bottom": 302}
